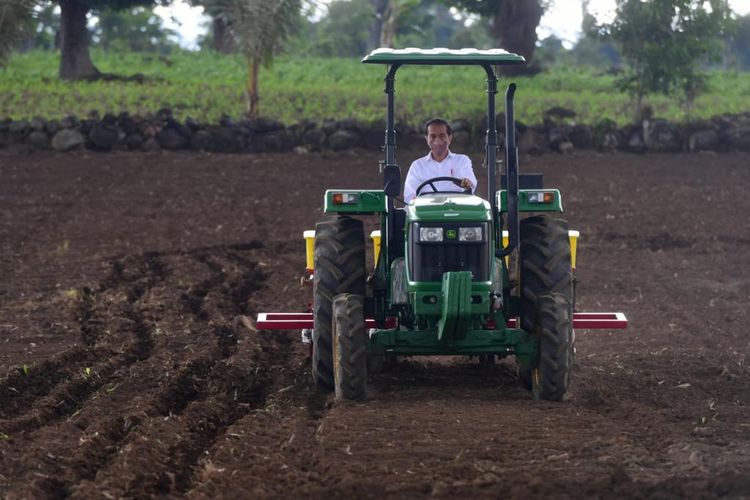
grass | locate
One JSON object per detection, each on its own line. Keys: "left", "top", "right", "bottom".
{"left": 2, "top": 49, "right": 749, "bottom": 127}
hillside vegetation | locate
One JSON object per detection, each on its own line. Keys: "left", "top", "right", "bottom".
{"left": 2, "top": 50, "right": 749, "bottom": 126}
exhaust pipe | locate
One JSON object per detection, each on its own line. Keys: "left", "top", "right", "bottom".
{"left": 498, "top": 83, "right": 518, "bottom": 258}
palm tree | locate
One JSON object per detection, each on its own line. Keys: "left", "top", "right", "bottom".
{"left": 0, "top": 0, "right": 37, "bottom": 67}
{"left": 206, "top": 0, "right": 301, "bottom": 116}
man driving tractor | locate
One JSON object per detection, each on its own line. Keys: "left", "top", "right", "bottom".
{"left": 403, "top": 118, "right": 477, "bottom": 202}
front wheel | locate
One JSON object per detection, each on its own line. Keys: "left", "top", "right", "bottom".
{"left": 312, "top": 216, "right": 365, "bottom": 391}
{"left": 517, "top": 215, "right": 574, "bottom": 400}
{"left": 529, "top": 293, "right": 573, "bottom": 401}
{"left": 332, "top": 293, "right": 368, "bottom": 401}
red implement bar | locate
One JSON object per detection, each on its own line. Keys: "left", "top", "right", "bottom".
{"left": 506, "top": 312, "right": 628, "bottom": 329}
{"left": 256, "top": 312, "right": 627, "bottom": 330}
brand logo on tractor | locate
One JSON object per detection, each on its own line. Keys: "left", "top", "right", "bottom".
{"left": 446, "top": 229, "right": 457, "bottom": 239}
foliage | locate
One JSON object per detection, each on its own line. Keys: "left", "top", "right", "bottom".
{"left": 534, "top": 35, "right": 567, "bottom": 69}
{"left": 54, "top": 0, "right": 176, "bottom": 80}
{"left": 394, "top": 2, "right": 493, "bottom": 48}
{"left": 3, "top": 50, "right": 750, "bottom": 127}
{"left": 440, "top": 0, "right": 545, "bottom": 41}
{"left": 208, "top": 0, "right": 300, "bottom": 67}
{"left": 567, "top": 36, "right": 621, "bottom": 70}
{"left": 726, "top": 14, "right": 750, "bottom": 69}
{"left": 25, "top": 2, "right": 60, "bottom": 50}
{"left": 0, "top": 0, "right": 38, "bottom": 66}
{"left": 379, "top": 0, "right": 421, "bottom": 47}
{"left": 91, "top": 6, "right": 178, "bottom": 52}
{"left": 205, "top": 0, "right": 301, "bottom": 115}
{"left": 305, "top": 0, "right": 374, "bottom": 57}
{"left": 447, "top": 16, "right": 494, "bottom": 49}
{"left": 441, "top": 0, "right": 546, "bottom": 72}
{"left": 595, "top": 0, "right": 733, "bottom": 116}
{"left": 78, "top": 0, "right": 170, "bottom": 11}
{"left": 297, "top": 0, "right": 493, "bottom": 54}
{"left": 442, "top": 0, "right": 495, "bottom": 17}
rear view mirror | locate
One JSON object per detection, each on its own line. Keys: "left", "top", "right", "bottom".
{"left": 383, "top": 164, "right": 401, "bottom": 197}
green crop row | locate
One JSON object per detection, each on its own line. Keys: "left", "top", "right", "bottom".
{"left": 2, "top": 50, "right": 749, "bottom": 127}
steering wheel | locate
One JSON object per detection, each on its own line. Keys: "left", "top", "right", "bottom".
{"left": 415, "top": 176, "right": 471, "bottom": 197}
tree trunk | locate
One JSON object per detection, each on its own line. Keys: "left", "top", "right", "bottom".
{"left": 367, "top": 0, "right": 387, "bottom": 51}
{"left": 490, "top": 0, "right": 544, "bottom": 76}
{"left": 245, "top": 57, "right": 260, "bottom": 117}
{"left": 212, "top": 16, "right": 234, "bottom": 53}
{"left": 380, "top": 1, "right": 398, "bottom": 48}
{"left": 59, "top": 0, "right": 100, "bottom": 80}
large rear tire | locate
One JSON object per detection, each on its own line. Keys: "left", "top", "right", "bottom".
{"left": 312, "top": 216, "right": 366, "bottom": 391}
{"left": 333, "top": 293, "right": 368, "bottom": 400}
{"left": 518, "top": 215, "right": 574, "bottom": 400}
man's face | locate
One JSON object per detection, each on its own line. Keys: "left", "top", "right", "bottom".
{"left": 426, "top": 123, "right": 452, "bottom": 158}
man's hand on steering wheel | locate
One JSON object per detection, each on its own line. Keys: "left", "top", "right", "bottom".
{"left": 415, "top": 176, "right": 473, "bottom": 197}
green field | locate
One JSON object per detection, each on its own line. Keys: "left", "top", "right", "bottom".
{"left": 2, "top": 50, "right": 749, "bottom": 127}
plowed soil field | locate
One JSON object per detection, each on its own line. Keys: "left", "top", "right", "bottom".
{"left": 1, "top": 150, "right": 749, "bottom": 499}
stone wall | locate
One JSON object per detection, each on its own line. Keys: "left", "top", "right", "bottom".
{"left": 1, "top": 108, "right": 749, "bottom": 154}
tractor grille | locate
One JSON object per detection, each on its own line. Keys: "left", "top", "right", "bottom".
{"left": 409, "top": 223, "right": 490, "bottom": 282}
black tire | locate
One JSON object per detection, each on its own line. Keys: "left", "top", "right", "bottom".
{"left": 333, "top": 293, "right": 368, "bottom": 400}
{"left": 312, "top": 216, "right": 366, "bottom": 391}
{"left": 517, "top": 215, "right": 574, "bottom": 399}
{"left": 530, "top": 293, "right": 573, "bottom": 401}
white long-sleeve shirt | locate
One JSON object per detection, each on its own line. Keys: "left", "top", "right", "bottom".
{"left": 403, "top": 150, "right": 477, "bottom": 202}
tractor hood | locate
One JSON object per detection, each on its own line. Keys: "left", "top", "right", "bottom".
{"left": 406, "top": 193, "right": 491, "bottom": 222}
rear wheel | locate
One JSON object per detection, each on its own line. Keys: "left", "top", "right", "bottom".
{"left": 333, "top": 293, "right": 368, "bottom": 400}
{"left": 517, "top": 215, "right": 574, "bottom": 400}
{"left": 312, "top": 216, "right": 366, "bottom": 391}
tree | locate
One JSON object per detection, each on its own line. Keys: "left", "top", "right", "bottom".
{"left": 189, "top": 0, "right": 234, "bottom": 53}
{"left": 0, "top": 0, "right": 37, "bottom": 66}
{"left": 534, "top": 34, "right": 567, "bottom": 68}
{"left": 595, "top": 0, "right": 732, "bottom": 118}
{"left": 92, "top": 5, "right": 177, "bottom": 52}
{"left": 57, "top": 0, "right": 170, "bottom": 80}
{"left": 379, "top": 0, "right": 420, "bottom": 47}
{"left": 367, "top": 0, "right": 386, "bottom": 51}
{"left": 29, "top": 3, "right": 61, "bottom": 50}
{"left": 306, "top": 0, "right": 373, "bottom": 57}
{"left": 726, "top": 13, "right": 750, "bottom": 69}
{"left": 9, "top": 2, "right": 60, "bottom": 52}
{"left": 443, "top": 0, "right": 546, "bottom": 74}
{"left": 568, "top": 34, "right": 621, "bottom": 70}
{"left": 390, "top": 2, "right": 494, "bottom": 49}
{"left": 569, "top": 6, "right": 621, "bottom": 70}
{"left": 208, "top": 0, "right": 301, "bottom": 116}
{"left": 366, "top": 0, "right": 421, "bottom": 50}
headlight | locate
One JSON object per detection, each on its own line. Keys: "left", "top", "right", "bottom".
{"left": 459, "top": 227, "right": 482, "bottom": 242}
{"left": 419, "top": 227, "right": 443, "bottom": 242}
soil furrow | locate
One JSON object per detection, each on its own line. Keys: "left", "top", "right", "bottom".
{"left": 0, "top": 346, "right": 111, "bottom": 420}
{"left": 0, "top": 252, "right": 169, "bottom": 434}
{"left": 0, "top": 351, "right": 130, "bottom": 435}
{"left": 68, "top": 326, "right": 275, "bottom": 498}
{"left": 5, "top": 249, "right": 270, "bottom": 497}
{"left": 75, "top": 287, "right": 104, "bottom": 347}
{"left": 184, "top": 333, "right": 330, "bottom": 498}
{"left": 181, "top": 254, "right": 227, "bottom": 322}
{"left": 0, "top": 250, "right": 168, "bottom": 426}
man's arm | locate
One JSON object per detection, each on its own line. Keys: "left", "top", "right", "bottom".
{"left": 403, "top": 162, "right": 420, "bottom": 202}
{"left": 459, "top": 155, "right": 477, "bottom": 193}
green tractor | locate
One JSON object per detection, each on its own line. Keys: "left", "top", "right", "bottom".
{"left": 258, "top": 48, "right": 627, "bottom": 401}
